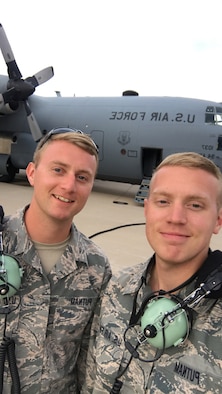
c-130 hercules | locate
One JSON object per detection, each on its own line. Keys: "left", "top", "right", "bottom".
{"left": 0, "top": 23, "right": 222, "bottom": 202}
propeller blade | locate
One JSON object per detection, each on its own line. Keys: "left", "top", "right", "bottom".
{"left": 26, "top": 66, "right": 54, "bottom": 88}
{"left": 0, "top": 23, "right": 22, "bottom": 80}
{"left": 0, "top": 24, "right": 54, "bottom": 142}
{"left": 24, "top": 101, "right": 43, "bottom": 142}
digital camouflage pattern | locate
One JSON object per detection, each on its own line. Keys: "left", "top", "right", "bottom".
{"left": 0, "top": 207, "right": 111, "bottom": 393}
{"left": 82, "top": 259, "right": 222, "bottom": 394}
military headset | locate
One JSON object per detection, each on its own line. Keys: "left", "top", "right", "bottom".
{"left": 111, "top": 251, "right": 222, "bottom": 394}
{"left": 0, "top": 205, "right": 24, "bottom": 393}
{"left": 0, "top": 205, "right": 23, "bottom": 300}
{"left": 139, "top": 251, "right": 222, "bottom": 350}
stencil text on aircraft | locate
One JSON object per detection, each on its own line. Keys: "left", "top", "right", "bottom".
{"left": 109, "top": 112, "right": 146, "bottom": 120}
{"left": 109, "top": 111, "right": 196, "bottom": 123}
{"left": 150, "top": 112, "right": 195, "bottom": 123}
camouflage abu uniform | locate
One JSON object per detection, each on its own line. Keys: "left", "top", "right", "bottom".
{"left": 83, "top": 258, "right": 222, "bottom": 394}
{"left": 0, "top": 206, "right": 111, "bottom": 393}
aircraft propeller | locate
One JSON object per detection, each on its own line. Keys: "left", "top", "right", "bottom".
{"left": 0, "top": 23, "right": 54, "bottom": 141}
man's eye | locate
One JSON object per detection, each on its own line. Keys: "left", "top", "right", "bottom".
{"left": 77, "top": 175, "right": 87, "bottom": 181}
{"left": 158, "top": 199, "right": 168, "bottom": 205}
{"left": 54, "top": 167, "right": 62, "bottom": 173}
{"left": 190, "top": 203, "right": 202, "bottom": 209}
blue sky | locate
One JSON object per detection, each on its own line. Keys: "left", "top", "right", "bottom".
{"left": 0, "top": 0, "right": 222, "bottom": 101}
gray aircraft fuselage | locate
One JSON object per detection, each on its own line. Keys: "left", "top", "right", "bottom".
{"left": 0, "top": 84, "right": 222, "bottom": 183}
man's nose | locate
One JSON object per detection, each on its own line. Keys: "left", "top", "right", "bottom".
{"left": 61, "top": 174, "right": 77, "bottom": 191}
{"left": 167, "top": 203, "right": 187, "bottom": 223}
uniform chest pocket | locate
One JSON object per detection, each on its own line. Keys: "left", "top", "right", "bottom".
{"left": 52, "top": 295, "right": 98, "bottom": 342}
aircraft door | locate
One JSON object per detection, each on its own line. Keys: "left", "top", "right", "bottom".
{"left": 142, "top": 148, "right": 162, "bottom": 178}
{"left": 217, "top": 135, "right": 222, "bottom": 151}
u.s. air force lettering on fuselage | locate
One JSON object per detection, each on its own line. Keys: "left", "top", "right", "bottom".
{"left": 109, "top": 111, "right": 196, "bottom": 123}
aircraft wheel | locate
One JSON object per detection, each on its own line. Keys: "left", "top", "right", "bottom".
{"left": 0, "top": 158, "right": 17, "bottom": 183}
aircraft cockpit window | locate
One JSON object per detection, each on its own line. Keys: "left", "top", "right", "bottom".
{"left": 205, "top": 106, "right": 222, "bottom": 126}
{"left": 206, "top": 106, "right": 214, "bottom": 113}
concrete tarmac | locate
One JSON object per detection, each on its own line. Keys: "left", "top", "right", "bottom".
{"left": 1, "top": 172, "right": 222, "bottom": 272}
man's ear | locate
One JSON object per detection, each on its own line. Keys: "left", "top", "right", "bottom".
{"left": 26, "top": 162, "right": 35, "bottom": 186}
{"left": 213, "top": 207, "right": 222, "bottom": 234}
{"left": 144, "top": 198, "right": 148, "bottom": 218}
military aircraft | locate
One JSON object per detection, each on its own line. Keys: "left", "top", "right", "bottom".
{"left": 0, "top": 23, "right": 222, "bottom": 202}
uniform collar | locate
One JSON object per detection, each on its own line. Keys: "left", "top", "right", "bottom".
{"left": 5, "top": 206, "right": 90, "bottom": 274}
{"left": 119, "top": 258, "right": 154, "bottom": 295}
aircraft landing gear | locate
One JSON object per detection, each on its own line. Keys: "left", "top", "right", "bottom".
{"left": 0, "top": 156, "right": 17, "bottom": 183}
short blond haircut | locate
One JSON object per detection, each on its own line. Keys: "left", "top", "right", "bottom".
{"left": 150, "top": 152, "right": 222, "bottom": 209}
{"left": 33, "top": 130, "right": 99, "bottom": 168}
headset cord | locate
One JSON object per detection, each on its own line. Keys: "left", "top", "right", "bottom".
{"left": 0, "top": 313, "right": 21, "bottom": 394}
{"left": 110, "top": 351, "right": 136, "bottom": 394}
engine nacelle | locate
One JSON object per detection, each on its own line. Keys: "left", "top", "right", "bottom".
{"left": 0, "top": 102, "right": 19, "bottom": 116}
